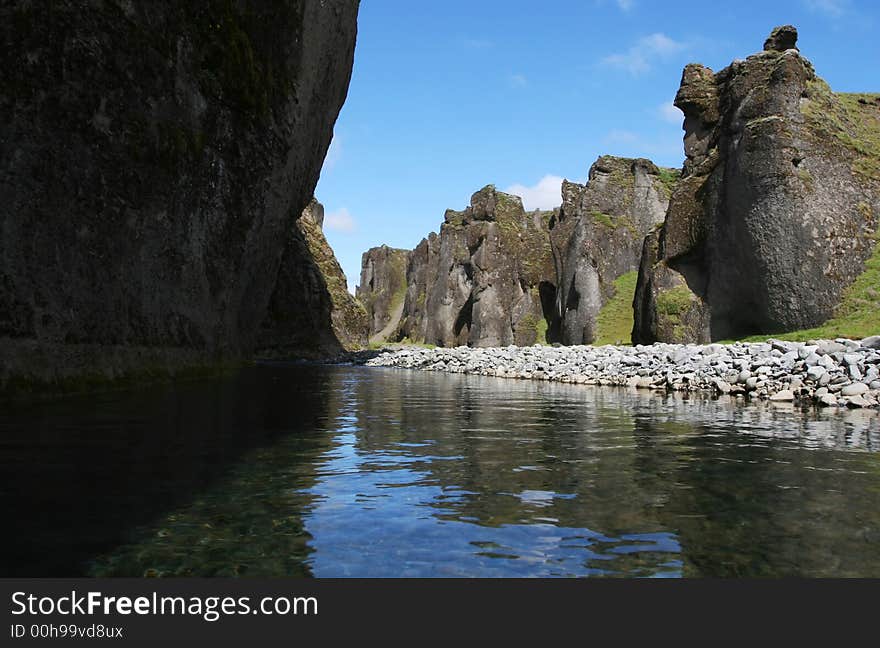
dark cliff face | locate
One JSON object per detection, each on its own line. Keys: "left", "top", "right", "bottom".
{"left": 0, "top": 1, "right": 359, "bottom": 388}
{"left": 357, "top": 246, "right": 410, "bottom": 343}
{"left": 398, "top": 186, "right": 557, "bottom": 348}
{"left": 633, "top": 26, "right": 880, "bottom": 344}
{"left": 258, "top": 199, "right": 367, "bottom": 357}
{"left": 548, "top": 156, "right": 673, "bottom": 345}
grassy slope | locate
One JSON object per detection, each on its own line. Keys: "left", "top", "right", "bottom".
{"left": 594, "top": 271, "right": 638, "bottom": 346}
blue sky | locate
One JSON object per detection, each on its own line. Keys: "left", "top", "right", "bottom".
{"left": 315, "top": 0, "right": 879, "bottom": 292}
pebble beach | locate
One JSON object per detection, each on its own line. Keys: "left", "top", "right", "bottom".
{"left": 364, "top": 337, "right": 880, "bottom": 409}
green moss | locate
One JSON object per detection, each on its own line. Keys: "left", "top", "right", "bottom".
{"left": 398, "top": 338, "right": 436, "bottom": 349}
{"left": 590, "top": 210, "right": 614, "bottom": 228}
{"left": 802, "top": 80, "right": 880, "bottom": 183}
{"left": 535, "top": 317, "right": 549, "bottom": 344}
{"left": 656, "top": 167, "right": 681, "bottom": 198}
{"left": 386, "top": 252, "right": 409, "bottom": 314}
{"left": 193, "top": 1, "right": 302, "bottom": 121}
{"left": 1, "top": 358, "right": 244, "bottom": 403}
{"left": 656, "top": 285, "right": 696, "bottom": 321}
{"left": 594, "top": 271, "right": 638, "bottom": 346}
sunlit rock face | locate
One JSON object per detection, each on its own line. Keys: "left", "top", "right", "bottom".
{"left": 633, "top": 26, "right": 880, "bottom": 344}
{"left": 398, "top": 186, "right": 558, "bottom": 348}
{"left": 357, "top": 246, "right": 410, "bottom": 343}
{"left": 549, "top": 156, "right": 674, "bottom": 345}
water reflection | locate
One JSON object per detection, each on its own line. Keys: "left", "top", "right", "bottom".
{"left": 3, "top": 365, "right": 879, "bottom": 577}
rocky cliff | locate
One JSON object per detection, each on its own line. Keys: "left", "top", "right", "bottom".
{"left": 0, "top": 1, "right": 359, "bottom": 391}
{"left": 548, "top": 156, "right": 675, "bottom": 345}
{"left": 398, "top": 186, "right": 557, "bottom": 347}
{"left": 258, "top": 199, "right": 367, "bottom": 357}
{"left": 365, "top": 160, "right": 673, "bottom": 349}
{"left": 357, "top": 246, "right": 410, "bottom": 343}
{"left": 633, "top": 26, "right": 880, "bottom": 344}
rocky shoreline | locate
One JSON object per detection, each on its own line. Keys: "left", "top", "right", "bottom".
{"left": 362, "top": 337, "right": 880, "bottom": 409}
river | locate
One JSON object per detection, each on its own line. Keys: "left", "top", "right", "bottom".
{"left": 1, "top": 363, "right": 878, "bottom": 577}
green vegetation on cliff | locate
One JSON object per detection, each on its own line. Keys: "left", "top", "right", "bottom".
{"left": 656, "top": 167, "right": 681, "bottom": 198}
{"left": 594, "top": 271, "right": 638, "bottom": 346}
{"left": 802, "top": 80, "right": 880, "bottom": 183}
{"left": 298, "top": 214, "right": 368, "bottom": 350}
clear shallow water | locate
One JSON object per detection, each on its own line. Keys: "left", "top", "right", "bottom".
{"left": 2, "top": 364, "right": 879, "bottom": 577}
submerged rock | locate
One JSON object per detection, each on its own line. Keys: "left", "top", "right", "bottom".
{"left": 633, "top": 26, "right": 880, "bottom": 344}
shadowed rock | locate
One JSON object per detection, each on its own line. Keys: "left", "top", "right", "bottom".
{"left": 764, "top": 25, "right": 798, "bottom": 52}
{"left": 258, "top": 199, "right": 368, "bottom": 357}
{"left": 0, "top": 1, "right": 360, "bottom": 392}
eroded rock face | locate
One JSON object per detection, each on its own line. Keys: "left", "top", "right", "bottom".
{"left": 398, "top": 186, "right": 557, "bottom": 347}
{"left": 357, "top": 246, "right": 410, "bottom": 343}
{"left": 548, "top": 156, "right": 674, "bottom": 345}
{"left": 258, "top": 200, "right": 367, "bottom": 357}
{"left": 370, "top": 161, "right": 674, "bottom": 349}
{"left": 633, "top": 26, "right": 880, "bottom": 344}
{"left": 0, "top": 1, "right": 359, "bottom": 389}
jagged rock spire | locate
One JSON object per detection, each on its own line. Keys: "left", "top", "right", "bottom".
{"left": 763, "top": 25, "right": 798, "bottom": 52}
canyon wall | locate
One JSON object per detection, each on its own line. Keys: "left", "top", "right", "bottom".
{"left": 0, "top": 0, "right": 360, "bottom": 391}
{"left": 357, "top": 246, "right": 410, "bottom": 343}
{"left": 549, "top": 156, "right": 675, "bottom": 345}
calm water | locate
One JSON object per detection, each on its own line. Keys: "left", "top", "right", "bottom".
{"left": 2, "top": 364, "right": 879, "bottom": 577}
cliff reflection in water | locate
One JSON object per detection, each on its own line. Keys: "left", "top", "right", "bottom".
{"left": 75, "top": 366, "right": 880, "bottom": 578}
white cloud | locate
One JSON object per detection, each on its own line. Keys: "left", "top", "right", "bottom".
{"left": 504, "top": 175, "right": 564, "bottom": 211}
{"left": 324, "top": 207, "right": 356, "bottom": 233}
{"left": 658, "top": 101, "right": 683, "bottom": 124}
{"left": 508, "top": 73, "right": 528, "bottom": 88}
{"left": 601, "top": 33, "right": 686, "bottom": 75}
{"left": 804, "top": 0, "right": 849, "bottom": 16}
